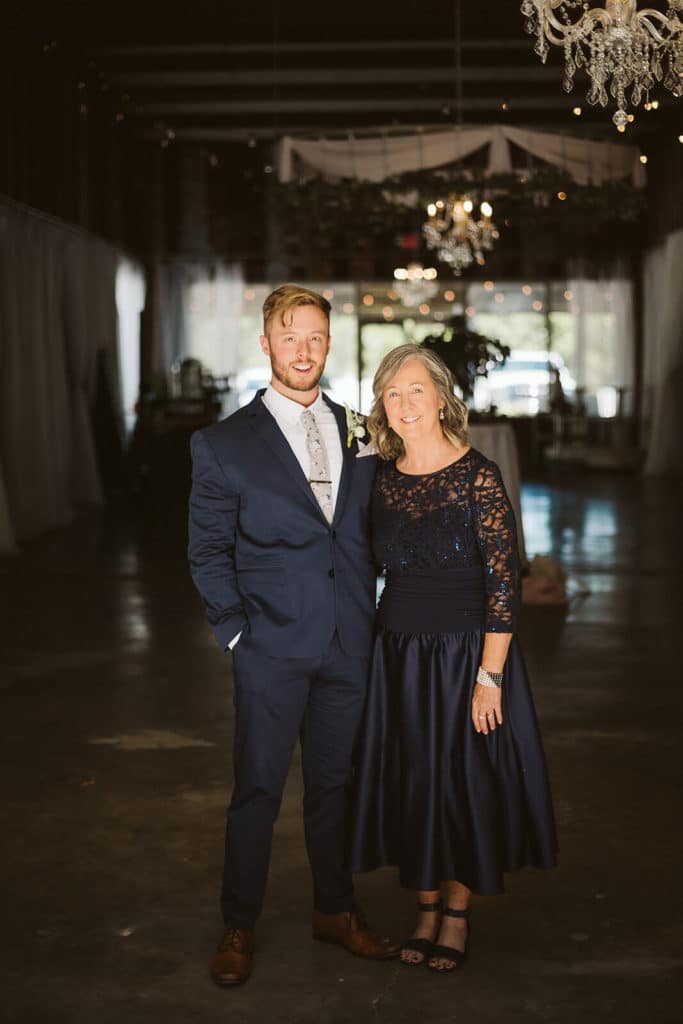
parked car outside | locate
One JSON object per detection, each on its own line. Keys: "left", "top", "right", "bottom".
{"left": 472, "top": 349, "right": 576, "bottom": 416}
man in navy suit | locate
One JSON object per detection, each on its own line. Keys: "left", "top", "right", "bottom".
{"left": 188, "top": 284, "right": 398, "bottom": 986}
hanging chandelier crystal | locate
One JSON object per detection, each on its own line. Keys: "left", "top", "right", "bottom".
{"left": 422, "top": 196, "right": 499, "bottom": 277}
{"left": 392, "top": 263, "right": 439, "bottom": 306}
{"left": 521, "top": 1, "right": 683, "bottom": 128}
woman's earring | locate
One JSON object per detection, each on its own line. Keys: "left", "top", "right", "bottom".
{"left": 439, "top": 407, "right": 445, "bottom": 421}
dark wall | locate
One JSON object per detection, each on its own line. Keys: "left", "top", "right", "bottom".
{"left": 644, "top": 134, "right": 683, "bottom": 245}
{"left": 0, "top": 18, "right": 161, "bottom": 258}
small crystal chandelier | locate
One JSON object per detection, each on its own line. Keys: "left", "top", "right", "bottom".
{"left": 422, "top": 196, "right": 499, "bottom": 277}
{"left": 392, "top": 263, "right": 439, "bottom": 306}
{"left": 521, "top": 1, "right": 683, "bottom": 128}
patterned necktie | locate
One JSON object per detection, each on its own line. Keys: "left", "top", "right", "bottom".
{"left": 301, "top": 409, "right": 333, "bottom": 523}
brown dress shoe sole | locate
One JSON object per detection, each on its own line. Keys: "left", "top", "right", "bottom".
{"left": 313, "top": 931, "right": 401, "bottom": 960}
{"left": 212, "top": 972, "right": 250, "bottom": 987}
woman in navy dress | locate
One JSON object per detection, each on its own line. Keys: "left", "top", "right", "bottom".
{"left": 351, "top": 345, "right": 557, "bottom": 973}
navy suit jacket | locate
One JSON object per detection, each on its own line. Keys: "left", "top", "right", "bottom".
{"left": 188, "top": 391, "right": 378, "bottom": 658}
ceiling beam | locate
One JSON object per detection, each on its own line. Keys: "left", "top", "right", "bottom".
{"left": 108, "top": 66, "right": 558, "bottom": 88}
{"left": 87, "top": 38, "right": 533, "bottom": 58}
{"left": 146, "top": 121, "right": 641, "bottom": 142}
{"left": 125, "top": 95, "right": 597, "bottom": 117}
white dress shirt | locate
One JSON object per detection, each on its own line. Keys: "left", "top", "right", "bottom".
{"left": 228, "top": 385, "right": 343, "bottom": 650}
{"left": 261, "top": 385, "right": 343, "bottom": 508}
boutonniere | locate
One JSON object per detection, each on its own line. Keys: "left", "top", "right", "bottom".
{"left": 344, "top": 404, "right": 367, "bottom": 449}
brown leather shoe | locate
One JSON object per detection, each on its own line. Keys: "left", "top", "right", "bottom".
{"left": 312, "top": 908, "right": 400, "bottom": 960}
{"left": 210, "top": 928, "right": 255, "bottom": 986}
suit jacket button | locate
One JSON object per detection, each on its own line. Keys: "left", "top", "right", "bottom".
{"left": 331, "top": 529, "right": 337, "bottom": 540}
{"left": 328, "top": 568, "right": 335, "bottom": 578}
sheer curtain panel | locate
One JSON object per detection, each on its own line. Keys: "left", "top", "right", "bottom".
{"left": 0, "top": 198, "right": 133, "bottom": 541}
{"left": 642, "top": 229, "right": 683, "bottom": 476}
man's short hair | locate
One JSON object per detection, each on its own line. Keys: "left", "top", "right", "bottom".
{"left": 262, "top": 284, "right": 331, "bottom": 336}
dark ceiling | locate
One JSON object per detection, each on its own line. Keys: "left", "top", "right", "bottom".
{"left": 4, "top": 1, "right": 681, "bottom": 269}
{"left": 17, "top": 0, "right": 681, "bottom": 142}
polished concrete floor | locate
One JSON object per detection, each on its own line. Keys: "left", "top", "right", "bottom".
{"left": 1, "top": 473, "right": 682, "bottom": 1023}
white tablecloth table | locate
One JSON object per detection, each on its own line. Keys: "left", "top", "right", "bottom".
{"left": 469, "top": 422, "right": 526, "bottom": 566}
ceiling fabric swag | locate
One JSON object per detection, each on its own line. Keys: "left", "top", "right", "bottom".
{"left": 276, "top": 125, "right": 645, "bottom": 188}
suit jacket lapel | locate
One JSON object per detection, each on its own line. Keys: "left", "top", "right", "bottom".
{"left": 248, "top": 391, "right": 328, "bottom": 521}
{"left": 323, "top": 394, "right": 353, "bottom": 524}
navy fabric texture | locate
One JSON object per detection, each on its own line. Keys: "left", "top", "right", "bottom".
{"left": 188, "top": 391, "right": 378, "bottom": 927}
{"left": 188, "top": 391, "right": 377, "bottom": 657}
{"left": 351, "top": 451, "right": 557, "bottom": 892}
{"left": 224, "top": 635, "right": 368, "bottom": 927}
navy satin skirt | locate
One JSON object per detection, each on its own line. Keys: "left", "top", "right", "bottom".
{"left": 350, "top": 569, "right": 558, "bottom": 894}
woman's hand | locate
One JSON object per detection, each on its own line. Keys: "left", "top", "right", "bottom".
{"left": 471, "top": 683, "right": 503, "bottom": 735}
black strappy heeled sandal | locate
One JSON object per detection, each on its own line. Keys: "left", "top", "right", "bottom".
{"left": 399, "top": 900, "right": 442, "bottom": 966}
{"left": 428, "top": 906, "right": 470, "bottom": 973}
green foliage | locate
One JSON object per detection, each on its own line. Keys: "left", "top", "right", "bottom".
{"left": 419, "top": 319, "right": 510, "bottom": 400}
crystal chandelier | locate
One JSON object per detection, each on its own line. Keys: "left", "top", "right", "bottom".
{"left": 422, "top": 196, "right": 499, "bottom": 277}
{"left": 392, "top": 263, "right": 439, "bottom": 306}
{"left": 521, "top": 1, "right": 683, "bottom": 128}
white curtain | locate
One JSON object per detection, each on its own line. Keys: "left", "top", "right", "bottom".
{"left": 277, "top": 125, "right": 645, "bottom": 187}
{"left": 0, "top": 198, "right": 129, "bottom": 542}
{"left": 566, "top": 279, "right": 635, "bottom": 416}
{"left": 642, "top": 229, "right": 683, "bottom": 476}
{"left": 116, "top": 260, "right": 146, "bottom": 437}
{"left": 152, "top": 260, "right": 244, "bottom": 377}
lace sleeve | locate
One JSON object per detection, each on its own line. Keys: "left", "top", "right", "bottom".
{"left": 471, "top": 460, "right": 520, "bottom": 633}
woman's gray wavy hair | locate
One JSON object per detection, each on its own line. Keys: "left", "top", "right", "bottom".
{"left": 367, "top": 344, "right": 469, "bottom": 461}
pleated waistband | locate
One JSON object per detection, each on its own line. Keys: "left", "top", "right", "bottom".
{"left": 378, "top": 567, "right": 486, "bottom": 634}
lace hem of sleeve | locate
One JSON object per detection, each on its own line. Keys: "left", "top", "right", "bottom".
{"left": 472, "top": 458, "right": 520, "bottom": 633}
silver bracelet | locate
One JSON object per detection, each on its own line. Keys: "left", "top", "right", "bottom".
{"left": 477, "top": 666, "right": 503, "bottom": 689}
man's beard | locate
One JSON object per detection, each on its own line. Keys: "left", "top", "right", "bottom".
{"left": 270, "top": 358, "right": 325, "bottom": 393}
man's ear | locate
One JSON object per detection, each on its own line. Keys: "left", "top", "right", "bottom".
{"left": 259, "top": 334, "right": 270, "bottom": 357}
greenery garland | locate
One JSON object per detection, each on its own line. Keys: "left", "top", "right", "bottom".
{"left": 272, "top": 166, "right": 645, "bottom": 260}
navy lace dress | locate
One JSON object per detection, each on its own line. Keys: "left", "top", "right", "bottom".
{"left": 350, "top": 448, "right": 557, "bottom": 893}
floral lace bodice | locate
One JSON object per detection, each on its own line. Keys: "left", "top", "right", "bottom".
{"left": 372, "top": 448, "right": 520, "bottom": 632}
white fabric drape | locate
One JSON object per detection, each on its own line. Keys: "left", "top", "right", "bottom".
{"left": 116, "top": 260, "right": 146, "bottom": 436}
{"left": 277, "top": 125, "right": 645, "bottom": 187}
{"left": 0, "top": 198, "right": 131, "bottom": 542}
{"left": 566, "top": 279, "right": 635, "bottom": 415}
{"left": 642, "top": 229, "right": 683, "bottom": 475}
{"left": 152, "top": 261, "right": 244, "bottom": 376}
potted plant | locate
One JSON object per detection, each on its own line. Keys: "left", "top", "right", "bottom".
{"left": 419, "top": 315, "right": 509, "bottom": 403}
